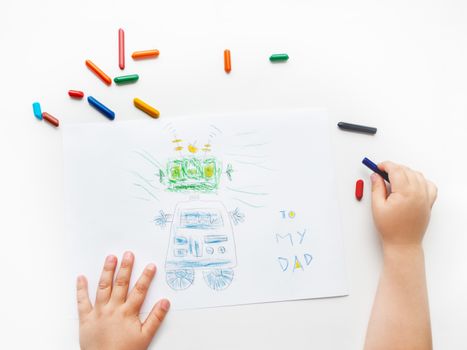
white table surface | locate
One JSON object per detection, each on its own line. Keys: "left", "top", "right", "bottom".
{"left": 1, "top": 0, "right": 466, "bottom": 349}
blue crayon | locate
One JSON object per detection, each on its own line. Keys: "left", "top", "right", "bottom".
{"left": 362, "top": 157, "right": 390, "bottom": 183}
{"left": 87, "top": 96, "right": 115, "bottom": 120}
{"left": 32, "top": 102, "right": 42, "bottom": 120}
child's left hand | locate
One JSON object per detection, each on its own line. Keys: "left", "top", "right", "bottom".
{"left": 76, "top": 251, "right": 170, "bottom": 350}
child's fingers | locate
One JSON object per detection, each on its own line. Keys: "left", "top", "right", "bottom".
{"left": 125, "top": 264, "right": 157, "bottom": 313}
{"left": 95, "top": 255, "right": 117, "bottom": 307}
{"left": 410, "top": 170, "right": 437, "bottom": 207}
{"left": 427, "top": 180, "right": 438, "bottom": 208}
{"left": 110, "top": 251, "right": 134, "bottom": 304}
{"left": 414, "top": 171, "right": 426, "bottom": 186}
{"left": 378, "top": 161, "right": 409, "bottom": 190}
{"left": 402, "top": 166, "right": 421, "bottom": 188}
{"left": 76, "top": 275, "right": 92, "bottom": 319}
{"left": 370, "top": 173, "right": 388, "bottom": 208}
{"left": 142, "top": 299, "right": 171, "bottom": 338}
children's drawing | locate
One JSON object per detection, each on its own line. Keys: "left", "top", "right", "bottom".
{"left": 133, "top": 124, "right": 271, "bottom": 291}
{"left": 64, "top": 110, "right": 349, "bottom": 312}
{"left": 161, "top": 156, "right": 222, "bottom": 193}
{"left": 275, "top": 225, "right": 313, "bottom": 273}
{"left": 165, "top": 199, "right": 237, "bottom": 291}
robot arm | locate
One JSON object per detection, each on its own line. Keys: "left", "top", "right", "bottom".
{"left": 154, "top": 210, "right": 173, "bottom": 229}
{"left": 229, "top": 207, "right": 245, "bottom": 225}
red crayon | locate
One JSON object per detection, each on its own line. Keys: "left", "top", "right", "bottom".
{"left": 355, "top": 179, "right": 364, "bottom": 200}
{"left": 118, "top": 28, "right": 125, "bottom": 70}
{"left": 42, "top": 112, "right": 59, "bottom": 127}
{"left": 68, "top": 90, "right": 84, "bottom": 99}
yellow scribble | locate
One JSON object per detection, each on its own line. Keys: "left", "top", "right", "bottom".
{"left": 204, "top": 164, "right": 214, "bottom": 178}
{"left": 294, "top": 258, "right": 302, "bottom": 270}
{"left": 175, "top": 146, "right": 183, "bottom": 151}
{"left": 201, "top": 148, "right": 211, "bottom": 152}
{"left": 188, "top": 144, "right": 198, "bottom": 153}
{"left": 204, "top": 144, "right": 211, "bottom": 148}
{"left": 172, "top": 139, "right": 183, "bottom": 143}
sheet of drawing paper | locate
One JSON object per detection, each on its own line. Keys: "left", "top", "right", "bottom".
{"left": 63, "top": 109, "right": 348, "bottom": 313}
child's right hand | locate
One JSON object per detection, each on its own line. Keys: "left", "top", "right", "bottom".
{"left": 370, "top": 161, "right": 437, "bottom": 248}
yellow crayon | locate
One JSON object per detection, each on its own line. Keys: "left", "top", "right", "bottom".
{"left": 133, "top": 98, "right": 160, "bottom": 118}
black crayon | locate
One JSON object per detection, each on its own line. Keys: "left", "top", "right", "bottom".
{"left": 337, "top": 122, "right": 377, "bottom": 135}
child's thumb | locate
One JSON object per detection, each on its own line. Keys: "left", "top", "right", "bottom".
{"left": 371, "top": 173, "right": 387, "bottom": 208}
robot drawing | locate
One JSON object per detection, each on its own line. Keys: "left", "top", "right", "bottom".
{"left": 165, "top": 199, "right": 236, "bottom": 291}
{"left": 153, "top": 138, "right": 244, "bottom": 291}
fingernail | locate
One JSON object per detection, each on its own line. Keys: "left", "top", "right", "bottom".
{"left": 106, "top": 255, "right": 116, "bottom": 263}
{"left": 123, "top": 251, "right": 133, "bottom": 261}
{"left": 160, "top": 299, "right": 171, "bottom": 312}
{"left": 147, "top": 263, "right": 156, "bottom": 272}
{"left": 370, "top": 173, "right": 378, "bottom": 183}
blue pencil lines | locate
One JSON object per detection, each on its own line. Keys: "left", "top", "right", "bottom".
{"left": 180, "top": 211, "right": 224, "bottom": 229}
{"left": 154, "top": 210, "right": 171, "bottom": 227}
{"left": 229, "top": 207, "right": 245, "bottom": 225}
{"left": 166, "top": 259, "right": 232, "bottom": 269}
{"left": 204, "top": 235, "right": 229, "bottom": 244}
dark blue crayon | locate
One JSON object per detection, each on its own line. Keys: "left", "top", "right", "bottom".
{"left": 338, "top": 122, "right": 377, "bottom": 135}
{"left": 87, "top": 96, "right": 115, "bottom": 120}
{"left": 362, "top": 157, "right": 390, "bottom": 183}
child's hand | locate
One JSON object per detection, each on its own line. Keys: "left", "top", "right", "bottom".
{"left": 370, "top": 161, "right": 437, "bottom": 248}
{"left": 76, "top": 252, "right": 170, "bottom": 350}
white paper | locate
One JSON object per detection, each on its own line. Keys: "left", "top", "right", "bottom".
{"left": 63, "top": 109, "right": 348, "bottom": 312}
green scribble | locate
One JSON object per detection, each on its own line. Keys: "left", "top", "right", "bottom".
{"left": 159, "top": 169, "right": 165, "bottom": 183}
{"left": 226, "top": 163, "right": 233, "bottom": 181}
{"left": 164, "top": 157, "right": 222, "bottom": 193}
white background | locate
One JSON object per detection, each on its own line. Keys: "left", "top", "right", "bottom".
{"left": 0, "top": 0, "right": 466, "bottom": 349}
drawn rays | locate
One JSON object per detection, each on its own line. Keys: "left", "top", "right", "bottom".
{"left": 233, "top": 142, "right": 270, "bottom": 148}
{"left": 130, "top": 125, "right": 272, "bottom": 207}
{"left": 224, "top": 185, "right": 270, "bottom": 208}
{"left": 225, "top": 186, "right": 269, "bottom": 196}
{"left": 131, "top": 151, "right": 164, "bottom": 201}
{"left": 224, "top": 130, "right": 274, "bottom": 208}
{"left": 235, "top": 130, "right": 258, "bottom": 136}
{"left": 133, "top": 150, "right": 163, "bottom": 168}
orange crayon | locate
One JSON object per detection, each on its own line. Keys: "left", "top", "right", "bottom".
{"left": 131, "top": 50, "right": 160, "bottom": 60}
{"left": 85, "top": 59, "right": 112, "bottom": 85}
{"left": 224, "top": 49, "right": 231, "bottom": 73}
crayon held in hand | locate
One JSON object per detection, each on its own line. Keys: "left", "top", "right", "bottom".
{"left": 362, "top": 157, "right": 390, "bottom": 183}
